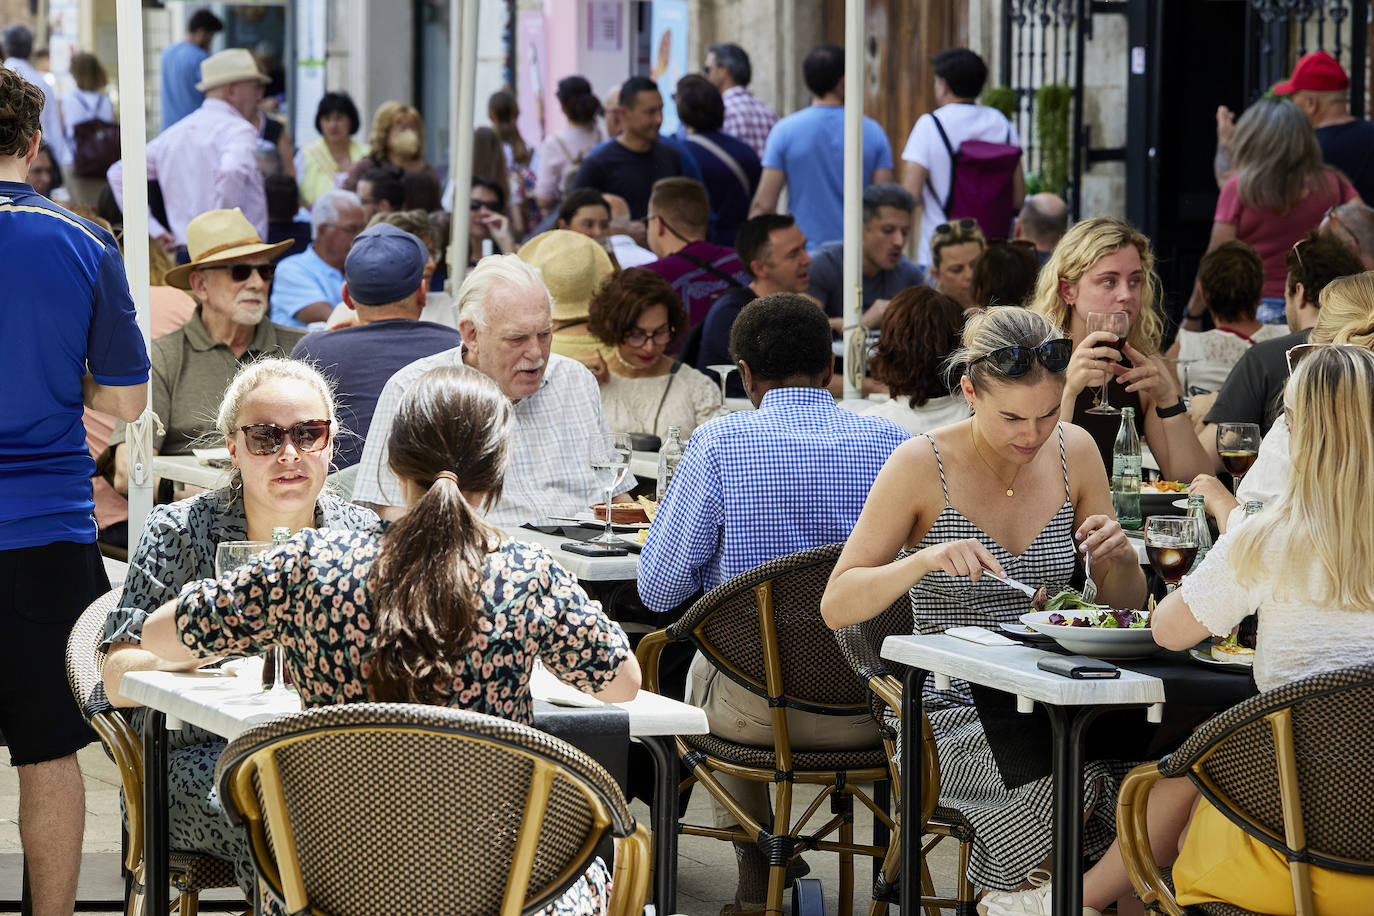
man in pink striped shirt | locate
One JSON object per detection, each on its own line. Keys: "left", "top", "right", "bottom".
{"left": 704, "top": 43, "right": 778, "bottom": 159}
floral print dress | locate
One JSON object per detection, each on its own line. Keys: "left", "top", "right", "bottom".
{"left": 174, "top": 526, "right": 633, "bottom": 915}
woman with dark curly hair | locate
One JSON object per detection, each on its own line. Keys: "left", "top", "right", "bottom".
{"left": 861, "top": 286, "right": 970, "bottom": 435}
{"left": 587, "top": 267, "right": 722, "bottom": 439}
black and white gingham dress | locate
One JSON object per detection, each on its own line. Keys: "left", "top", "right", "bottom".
{"left": 911, "top": 427, "right": 1133, "bottom": 891}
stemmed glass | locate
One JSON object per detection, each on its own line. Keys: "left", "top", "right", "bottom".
{"left": 588, "top": 433, "right": 633, "bottom": 545}
{"left": 1216, "top": 422, "right": 1261, "bottom": 495}
{"left": 707, "top": 363, "right": 737, "bottom": 404}
{"left": 1085, "top": 311, "right": 1130, "bottom": 415}
{"left": 1144, "top": 516, "right": 1200, "bottom": 594}
{"left": 216, "top": 541, "right": 287, "bottom": 692}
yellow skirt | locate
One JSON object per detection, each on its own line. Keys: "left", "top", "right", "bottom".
{"left": 1174, "top": 798, "right": 1374, "bottom": 914}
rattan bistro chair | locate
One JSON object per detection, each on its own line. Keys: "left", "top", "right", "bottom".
{"left": 64, "top": 589, "right": 241, "bottom": 916}
{"left": 635, "top": 543, "right": 898, "bottom": 916}
{"left": 833, "top": 608, "right": 976, "bottom": 916}
{"left": 213, "top": 703, "right": 652, "bottom": 916}
{"left": 1117, "top": 664, "right": 1374, "bottom": 916}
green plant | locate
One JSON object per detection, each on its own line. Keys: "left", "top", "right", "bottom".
{"left": 981, "top": 85, "right": 1018, "bottom": 121}
{"left": 1034, "top": 83, "right": 1072, "bottom": 197}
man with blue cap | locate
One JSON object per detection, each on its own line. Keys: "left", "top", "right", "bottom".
{"left": 290, "top": 222, "right": 460, "bottom": 469}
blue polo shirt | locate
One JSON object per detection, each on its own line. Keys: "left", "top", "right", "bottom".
{"left": 0, "top": 181, "right": 150, "bottom": 550}
{"left": 270, "top": 245, "right": 343, "bottom": 328}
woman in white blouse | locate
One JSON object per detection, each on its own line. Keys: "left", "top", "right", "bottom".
{"left": 860, "top": 285, "right": 970, "bottom": 435}
{"left": 586, "top": 267, "right": 722, "bottom": 441}
{"left": 981, "top": 343, "right": 1374, "bottom": 916}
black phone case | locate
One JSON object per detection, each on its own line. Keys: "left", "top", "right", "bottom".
{"left": 561, "top": 542, "right": 628, "bottom": 557}
{"left": 1036, "top": 655, "right": 1120, "bottom": 679}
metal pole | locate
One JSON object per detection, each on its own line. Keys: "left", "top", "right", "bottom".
{"left": 841, "top": 0, "right": 864, "bottom": 400}
{"left": 116, "top": 0, "right": 152, "bottom": 547}
{"left": 448, "top": 0, "right": 479, "bottom": 284}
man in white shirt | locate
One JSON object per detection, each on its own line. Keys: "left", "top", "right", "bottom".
{"left": 353, "top": 254, "right": 624, "bottom": 524}
{"left": 108, "top": 48, "right": 269, "bottom": 252}
{"left": 901, "top": 48, "right": 1025, "bottom": 266}
{"left": 2, "top": 24, "right": 69, "bottom": 167}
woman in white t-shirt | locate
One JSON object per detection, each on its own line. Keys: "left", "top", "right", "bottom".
{"left": 861, "top": 285, "right": 970, "bottom": 435}
{"left": 1168, "top": 240, "right": 1286, "bottom": 394}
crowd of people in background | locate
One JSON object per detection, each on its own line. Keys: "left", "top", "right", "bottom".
{"left": 8, "top": 11, "right": 1374, "bottom": 915}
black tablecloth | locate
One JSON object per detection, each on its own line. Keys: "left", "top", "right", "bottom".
{"left": 969, "top": 650, "right": 1257, "bottom": 789}
{"left": 532, "top": 699, "right": 630, "bottom": 794}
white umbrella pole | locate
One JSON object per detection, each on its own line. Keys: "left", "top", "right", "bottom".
{"left": 447, "top": 0, "right": 479, "bottom": 282}
{"left": 116, "top": 0, "right": 153, "bottom": 545}
{"left": 841, "top": 0, "right": 864, "bottom": 400}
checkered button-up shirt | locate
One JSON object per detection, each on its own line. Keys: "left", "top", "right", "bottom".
{"left": 637, "top": 386, "right": 909, "bottom": 612}
{"left": 721, "top": 86, "right": 779, "bottom": 160}
{"left": 352, "top": 347, "right": 617, "bottom": 525}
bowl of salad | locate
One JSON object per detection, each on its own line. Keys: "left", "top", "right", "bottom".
{"left": 1020, "top": 589, "right": 1159, "bottom": 659}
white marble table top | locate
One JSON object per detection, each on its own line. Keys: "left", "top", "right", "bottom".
{"left": 881, "top": 633, "right": 1167, "bottom": 707}
{"left": 153, "top": 455, "right": 228, "bottom": 491}
{"left": 502, "top": 524, "right": 640, "bottom": 581}
{"left": 121, "top": 665, "right": 707, "bottom": 742}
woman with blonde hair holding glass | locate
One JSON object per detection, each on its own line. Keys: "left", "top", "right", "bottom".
{"left": 1029, "top": 216, "right": 1211, "bottom": 482}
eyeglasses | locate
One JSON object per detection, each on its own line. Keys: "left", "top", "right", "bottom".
{"left": 623, "top": 326, "right": 673, "bottom": 347}
{"left": 647, "top": 212, "right": 688, "bottom": 242}
{"left": 934, "top": 218, "right": 978, "bottom": 236}
{"left": 968, "top": 339, "right": 1073, "bottom": 377}
{"left": 1291, "top": 237, "right": 1310, "bottom": 273}
{"left": 238, "top": 420, "right": 332, "bottom": 456}
{"left": 198, "top": 263, "right": 275, "bottom": 283}
{"left": 470, "top": 199, "right": 496, "bottom": 212}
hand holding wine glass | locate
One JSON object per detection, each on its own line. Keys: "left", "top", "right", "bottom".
{"left": 588, "top": 433, "right": 633, "bottom": 545}
{"left": 1216, "top": 422, "right": 1260, "bottom": 495}
{"left": 1145, "top": 515, "right": 1200, "bottom": 593}
{"left": 1085, "top": 311, "right": 1130, "bottom": 415}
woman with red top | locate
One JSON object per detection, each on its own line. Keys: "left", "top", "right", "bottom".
{"left": 1184, "top": 96, "right": 1360, "bottom": 328}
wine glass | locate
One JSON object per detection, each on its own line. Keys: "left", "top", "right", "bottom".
{"left": 707, "top": 363, "right": 737, "bottom": 404}
{"left": 588, "top": 433, "right": 633, "bottom": 545}
{"left": 1085, "top": 311, "right": 1130, "bottom": 415}
{"left": 1216, "top": 422, "right": 1260, "bottom": 495}
{"left": 216, "top": 541, "right": 288, "bottom": 692}
{"left": 1145, "top": 516, "right": 1200, "bottom": 593}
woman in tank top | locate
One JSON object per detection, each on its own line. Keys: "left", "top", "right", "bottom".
{"left": 822, "top": 306, "right": 1148, "bottom": 894}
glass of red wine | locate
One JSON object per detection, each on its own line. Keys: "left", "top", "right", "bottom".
{"left": 1145, "top": 515, "right": 1200, "bottom": 593}
{"left": 1216, "top": 422, "right": 1261, "bottom": 495}
{"left": 1085, "top": 311, "right": 1130, "bottom": 415}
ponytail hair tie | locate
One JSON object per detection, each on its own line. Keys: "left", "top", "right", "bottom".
{"left": 432, "top": 470, "right": 460, "bottom": 487}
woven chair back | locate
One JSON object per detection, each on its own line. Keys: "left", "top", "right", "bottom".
{"left": 65, "top": 588, "right": 120, "bottom": 715}
{"left": 215, "top": 703, "right": 636, "bottom": 916}
{"left": 676, "top": 543, "right": 872, "bottom": 712}
{"left": 1189, "top": 664, "right": 1374, "bottom": 869}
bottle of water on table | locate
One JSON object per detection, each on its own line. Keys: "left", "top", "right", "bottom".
{"left": 656, "top": 426, "right": 683, "bottom": 502}
{"left": 1112, "top": 407, "right": 1142, "bottom": 530}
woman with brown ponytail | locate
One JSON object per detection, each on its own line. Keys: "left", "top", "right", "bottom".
{"left": 139, "top": 364, "right": 639, "bottom": 912}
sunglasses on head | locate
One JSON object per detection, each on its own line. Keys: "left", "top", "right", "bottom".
{"left": 934, "top": 218, "right": 978, "bottom": 236}
{"left": 1286, "top": 343, "right": 1321, "bottom": 374}
{"left": 198, "top": 263, "right": 276, "bottom": 283}
{"left": 969, "top": 339, "right": 1073, "bottom": 378}
{"left": 238, "top": 420, "right": 332, "bottom": 456}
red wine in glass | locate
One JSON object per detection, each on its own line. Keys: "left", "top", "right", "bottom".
{"left": 1147, "top": 544, "right": 1198, "bottom": 584}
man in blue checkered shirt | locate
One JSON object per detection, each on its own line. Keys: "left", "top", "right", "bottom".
{"left": 637, "top": 293, "right": 908, "bottom": 909}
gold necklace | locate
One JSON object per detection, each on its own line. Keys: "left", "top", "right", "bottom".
{"left": 611, "top": 349, "right": 662, "bottom": 376}
{"left": 970, "top": 425, "right": 1020, "bottom": 497}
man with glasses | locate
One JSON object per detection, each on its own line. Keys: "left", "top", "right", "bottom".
{"left": 269, "top": 189, "right": 365, "bottom": 328}
{"left": 107, "top": 208, "right": 302, "bottom": 488}
{"left": 643, "top": 177, "right": 748, "bottom": 328}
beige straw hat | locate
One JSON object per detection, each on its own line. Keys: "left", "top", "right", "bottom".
{"left": 195, "top": 48, "right": 271, "bottom": 92}
{"left": 517, "top": 230, "right": 615, "bottom": 322}
{"left": 163, "top": 209, "right": 294, "bottom": 290}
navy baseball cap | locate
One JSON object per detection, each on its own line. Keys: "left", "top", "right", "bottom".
{"left": 344, "top": 223, "right": 429, "bottom": 305}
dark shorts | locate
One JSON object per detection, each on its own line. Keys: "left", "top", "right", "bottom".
{"left": 0, "top": 540, "right": 106, "bottom": 766}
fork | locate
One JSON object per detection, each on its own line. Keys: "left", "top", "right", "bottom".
{"left": 1081, "top": 545, "right": 1099, "bottom": 604}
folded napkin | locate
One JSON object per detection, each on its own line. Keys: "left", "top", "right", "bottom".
{"left": 946, "top": 626, "right": 1018, "bottom": 647}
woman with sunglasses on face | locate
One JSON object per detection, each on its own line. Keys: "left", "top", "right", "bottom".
{"left": 1030, "top": 217, "right": 1212, "bottom": 483}
{"left": 823, "top": 307, "right": 1147, "bottom": 896}
{"left": 99, "top": 358, "right": 379, "bottom": 909}
{"left": 586, "top": 268, "right": 723, "bottom": 440}
{"left": 138, "top": 365, "right": 639, "bottom": 915}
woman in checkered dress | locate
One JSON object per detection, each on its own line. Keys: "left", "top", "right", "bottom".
{"left": 823, "top": 306, "right": 1149, "bottom": 893}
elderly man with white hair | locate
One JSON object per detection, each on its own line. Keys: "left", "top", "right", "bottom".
{"left": 269, "top": 188, "right": 365, "bottom": 327}
{"left": 354, "top": 254, "right": 626, "bottom": 524}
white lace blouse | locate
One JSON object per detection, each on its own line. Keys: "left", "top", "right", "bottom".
{"left": 599, "top": 363, "right": 724, "bottom": 440}
{"left": 1176, "top": 325, "right": 1288, "bottom": 393}
{"left": 1179, "top": 531, "right": 1374, "bottom": 692}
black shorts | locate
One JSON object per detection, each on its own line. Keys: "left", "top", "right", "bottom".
{"left": 0, "top": 540, "right": 106, "bottom": 766}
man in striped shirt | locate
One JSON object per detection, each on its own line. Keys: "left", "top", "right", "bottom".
{"left": 704, "top": 43, "right": 778, "bottom": 159}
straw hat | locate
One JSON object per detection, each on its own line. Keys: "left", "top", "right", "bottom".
{"left": 195, "top": 48, "right": 271, "bottom": 92}
{"left": 163, "top": 209, "right": 294, "bottom": 290}
{"left": 517, "top": 229, "right": 614, "bottom": 322}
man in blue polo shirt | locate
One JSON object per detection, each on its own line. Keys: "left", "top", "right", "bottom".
{"left": 0, "top": 68, "right": 149, "bottom": 915}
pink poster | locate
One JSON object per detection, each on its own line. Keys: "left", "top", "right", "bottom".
{"left": 517, "top": 10, "right": 547, "bottom": 146}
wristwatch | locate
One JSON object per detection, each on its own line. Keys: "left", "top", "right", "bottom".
{"left": 1156, "top": 399, "right": 1187, "bottom": 419}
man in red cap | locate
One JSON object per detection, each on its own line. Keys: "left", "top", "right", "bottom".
{"left": 1274, "top": 50, "right": 1374, "bottom": 203}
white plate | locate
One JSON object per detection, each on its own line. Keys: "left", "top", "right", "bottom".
{"left": 1020, "top": 610, "right": 1160, "bottom": 659}
{"left": 573, "top": 511, "right": 652, "bottom": 531}
{"left": 1187, "top": 646, "right": 1254, "bottom": 671}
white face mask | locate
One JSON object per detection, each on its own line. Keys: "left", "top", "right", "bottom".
{"left": 389, "top": 128, "right": 421, "bottom": 158}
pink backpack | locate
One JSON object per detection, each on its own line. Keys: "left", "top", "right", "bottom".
{"left": 927, "top": 112, "right": 1022, "bottom": 240}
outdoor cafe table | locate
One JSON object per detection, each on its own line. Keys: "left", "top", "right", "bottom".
{"left": 123, "top": 665, "right": 707, "bottom": 916}
{"left": 881, "top": 633, "right": 1255, "bottom": 916}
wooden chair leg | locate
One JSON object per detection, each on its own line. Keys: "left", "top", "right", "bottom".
{"left": 178, "top": 889, "right": 200, "bottom": 916}
{"left": 920, "top": 857, "right": 939, "bottom": 916}
{"left": 839, "top": 815, "right": 855, "bottom": 916}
